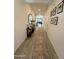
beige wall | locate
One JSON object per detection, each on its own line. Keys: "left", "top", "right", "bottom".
{"left": 44, "top": 0, "right": 64, "bottom": 59}
{"left": 14, "top": 0, "right": 35, "bottom": 52}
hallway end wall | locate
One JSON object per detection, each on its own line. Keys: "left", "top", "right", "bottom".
{"left": 44, "top": 0, "right": 64, "bottom": 59}
{"left": 14, "top": 0, "right": 35, "bottom": 52}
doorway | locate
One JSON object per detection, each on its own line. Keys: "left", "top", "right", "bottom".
{"left": 36, "top": 15, "right": 44, "bottom": 27}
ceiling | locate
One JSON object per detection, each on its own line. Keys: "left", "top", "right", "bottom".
{"left": 29, "top": 3, "right": 49, "bottom": 15}
{"left": 25, "top": 0, "right": 53, "bottom": 15}
{"left": 26, "top": 0, "right": 53, "bottom": 4}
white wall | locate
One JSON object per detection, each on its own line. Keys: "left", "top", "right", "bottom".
{"left": 44, "top": 0, "right": 64, "bottom": 59}
{"left": 14, "top": 0, "right": 35, "bottom": 52}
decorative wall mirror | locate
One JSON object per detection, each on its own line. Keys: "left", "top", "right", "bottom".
{"left": 28, "top": 14, "right": 33, "bottom": 24}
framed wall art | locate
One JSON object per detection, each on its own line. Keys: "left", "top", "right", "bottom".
{"left": 50, "top": 16, "right": 58, "bottom": 25}
{"left": 57, "top": 1, "right": 64, "bottom": 14}
{"left": 50, "top": 7, "right": 57, "bottom": 17}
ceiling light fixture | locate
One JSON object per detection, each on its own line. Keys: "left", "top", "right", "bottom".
{"left": 38, "top": 9, "right": 41, "bottom": 11}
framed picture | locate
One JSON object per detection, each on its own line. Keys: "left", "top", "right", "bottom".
{"left": 50, "top": 7, "right": 57, "bottom": 17}
{"left": 51, "top": 16, "right": 58, "bottom": 25}
{"left": 57, "top": 1, "right": 64, "bottom": 14}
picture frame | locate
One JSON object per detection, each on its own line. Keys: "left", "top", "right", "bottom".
{"left": 51, "top": 16, "right": 58, "bottom": 25}
{"left": 50, "top": 7, "right": 57, "bottom": 17}
{"left": 57, "top": 1, "right": 64, "bottom": 14}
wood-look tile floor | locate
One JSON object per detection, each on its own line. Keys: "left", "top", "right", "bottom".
{"left": 14, "top": 28, "right": 59, "bottom": 59}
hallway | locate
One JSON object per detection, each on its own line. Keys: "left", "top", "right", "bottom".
{"left": 14, "top": 0, "right": 64, "bottom": 59}
{"left": 15, "top": 28, "right": 58, "bottom": 59}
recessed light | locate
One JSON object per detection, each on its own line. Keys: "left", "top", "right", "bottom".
{"left": 38, "top": 9, "right": 41, "bottom": 11}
